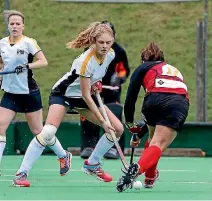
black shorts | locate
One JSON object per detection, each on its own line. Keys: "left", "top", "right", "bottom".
{"left": 49, "top": 94, "right": 100, "bottom": 112}
{"left": 142, "top": 92, "right": 189, "bottom": 132}
{"left": 0, "top": 90, "right": 42, "bottom": 113}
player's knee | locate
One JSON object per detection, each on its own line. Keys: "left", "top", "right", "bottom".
{"left": 30, "top": 128, "right": 42, "bottom": 136}
{"left": 36, "top": 124, "right": 57, "bottom": 146}
{"left": 115, "top": 124, "right": 124, "bottom": 138}
{"left": 0, "top": 134, "right": 6, "bottom": 143}
{"left": 104, "top": 132, "right": 121, "bottom": 143}
{"left": 0, "top": 126, "right": 7, "bottom": 136}
{"left": 105, "top": 133, "right": 114, "bottom": 142}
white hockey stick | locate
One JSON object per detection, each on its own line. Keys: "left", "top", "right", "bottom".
{"left": 96, "top": 92, "right": 129, "bottom": 170}
{"left": 102, "top": 85, "right": 119, "bottom": 91}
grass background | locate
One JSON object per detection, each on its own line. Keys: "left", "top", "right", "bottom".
{"left": 0, "top": 0, "right": 212, "bottom": 122}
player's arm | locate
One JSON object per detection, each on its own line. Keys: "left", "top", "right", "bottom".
{"left": 130, "top": 124, "right": 148, "bottom": 147}
{"left": 111, "top": 49, "right": 130, "bottom": 86}
{"left": 28, "top": 51, "right": 48, "bottom": 69}
{"left": 80, "top": 76, "right": 105, "bottom": 125}
{"left": 27, "top": 38, "right": 48, "bottom": 69}
{"left": 118, "top": 49, "right": 130, "bottom": 79}
{"left": 124, "top": 67, "right": 144, "bottom": 124}
{"left": 0, "top": 57, "right": 3, "bottom": 70}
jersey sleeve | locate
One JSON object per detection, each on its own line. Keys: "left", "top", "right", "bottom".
{"left": 124, "top": 66, "right": 144, "bottom": 123}
{"left": 75, "top": 59, "right": 93, "bottom": 78}
{"left": 28, "top": 38, "right": 41, "bottom": 55}
{"left": 108, "top": 48, "right": 115, "bottom": 63}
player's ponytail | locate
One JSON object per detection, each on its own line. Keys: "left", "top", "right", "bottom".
{"left": 66, "top": 21, "right": 114, "bottom": 49}
{"left": 141, "top": 42, "right": 165, "bottom": 62}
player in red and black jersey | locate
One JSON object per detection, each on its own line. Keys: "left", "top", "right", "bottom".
{"left": 117, "top": 42, "right": 189, "bottom": 192}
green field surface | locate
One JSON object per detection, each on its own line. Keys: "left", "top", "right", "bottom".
{"left": 0, "top": 1, "right": 212, "bottom": 121}
{"left": 0, "top": 156, "right": 212, "bottom": 200}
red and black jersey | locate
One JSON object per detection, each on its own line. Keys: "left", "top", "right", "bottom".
{"left": 124, "top": 61, "right": 189, "bottom": 123}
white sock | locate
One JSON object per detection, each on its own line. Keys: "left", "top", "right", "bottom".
{"left": 88, "top": 135, "right": 114, "bottom": 164}
{"left": 18, "top": 137, "right": 45, "bottom": 174}
{"left": 48, "top": 137, "right": 66, "bottom": 158}
{"left": 0, "top": 140, "right": 6, "bottom": 164}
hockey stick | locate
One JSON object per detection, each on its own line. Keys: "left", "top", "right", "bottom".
{"left": 0, "top": 70, "right": 16, "bottom": 75}
{"left": 96, "top": 92, "right": 129, "bottom": 170}
{"left": 130, "top": 134, "right": 137, "bottom": 164}
{"left": 102, "top": 85, "right": 119, "bottom": 91}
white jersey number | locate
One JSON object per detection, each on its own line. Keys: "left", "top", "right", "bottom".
{"left": 162, "top": 64, "right": 183, "bottom": 80}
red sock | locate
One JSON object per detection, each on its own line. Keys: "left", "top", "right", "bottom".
{"left": 143, "top": 140, "right": 158, "bottom": 178}
{"left": 144, "top": 140, "right": 149, "bottom": 150}
{"left": 138, "top": 145, "right": 161, "bottom": 174}
{"left": 145, "top": 161, "right": 158, "bottom": 178}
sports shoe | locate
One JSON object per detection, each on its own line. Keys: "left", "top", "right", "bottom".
{"left": 82, "top": 160, "right": 112, "bottom": 182}
{"left": 116, "top": 163, "right": 140, "bottom": 192}
{"left": 104, "top": 148, "right": 119, "bottom": 159}
{"left": 58, "top": 151, "right": 72, "bottom": 176}
{"left": 80, "top": 147, "right": 94, "bottom": 159}
{"left": 144, "top": 169, "right": 159, "bottom": 189}
{"left": 13, "top": 171, "right": 30, "bottom": 187}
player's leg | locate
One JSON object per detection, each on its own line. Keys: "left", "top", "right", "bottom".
{"left": 143, "top": 125, "right": 160, "bottom": 188}
{"left": 13, "top": 109, "right": 45, "bottom": 186}
{"left": 137, "top": 125, "right": 176, "bottom": 174}
{"left": 19, "top": 106, "right": 69, "bottom": 176}
{"left": 103, "top": 88, "right": 124, "bottom": 159}
{"left": 0, "top": 107, "right": 16, "bottom": 170}
{"left": 80, "top": 116, "right": 100, "bottom": 159}
{"left": 77, "top": 106, "right": 124, "bottom": 182}
{"left": 104, "top": 103, "right": 124, "bottom": 159}
{"left": 117, "top": 94, "right": 189, "bottom": 191}
{"left": 14, "top": 104, "right": 68, "bottom": 187}
{"left": 0, "top": 92, "right": 17, "bottom": 175}
{"left": 44, "top": 104, "right": 71, "bottom": 176}
{"left": 117, "top": 125, "right": 176, "bottom": 192}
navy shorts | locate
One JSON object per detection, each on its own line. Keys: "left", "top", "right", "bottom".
{"left": 0, "top": 90, "right": 42, "bottom": 113}
{"left": 49, "top": 94, "right": 100, "bottom": 111}
{"left": 142, "top": 92, "right": 189, "bottom": 132}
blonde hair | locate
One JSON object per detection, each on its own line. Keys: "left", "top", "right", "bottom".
{"left": 3, "top": 10, "right": 24, "bottom": 24}
{"left": 66, "top": 22, "right": 114, "bottom": 49}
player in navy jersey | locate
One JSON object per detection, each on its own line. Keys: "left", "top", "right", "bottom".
{"left": 117, "top": 42, "right": 189, "bottom": 192}
{"left": 14, "top": 21, "right": 124, "bottom": 187}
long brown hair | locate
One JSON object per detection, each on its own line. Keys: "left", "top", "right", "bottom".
{"left": 66, "top": 22, "right": 114, "bottom": 49}
{"left": 141, "top": 42, "right": 164, "bottom": 62}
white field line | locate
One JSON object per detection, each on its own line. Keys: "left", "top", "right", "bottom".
{"left": 1, "top": 168, "right": 198, "bottom": 172}
{"left": 0, "top": 179, "right": 212, "bottom": 185}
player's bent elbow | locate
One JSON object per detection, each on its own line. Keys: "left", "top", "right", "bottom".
{"left": 43, "top": 60, "right": 48, "bottom": 67}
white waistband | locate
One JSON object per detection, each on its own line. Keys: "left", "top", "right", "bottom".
{"left": 155, "top": 78, "right": 187, "bottom": 91}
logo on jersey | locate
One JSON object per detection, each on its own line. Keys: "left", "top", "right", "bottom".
{"left": 17, "top": 49, "right": 25, "bottom": 55}
{"left": 157, "top": 80, "right": 164, "bottom": 85}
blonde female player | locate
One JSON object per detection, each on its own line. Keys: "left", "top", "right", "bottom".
{"left": 14, "top": 22, "right": 124, "bottom": 187}
{"left": 0, "top": 10, "right": 70, "bottom": 183}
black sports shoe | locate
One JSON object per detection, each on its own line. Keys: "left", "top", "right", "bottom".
{"left": 116, "top": 163, "right": 140, "bottom": 192}
{"left": 80, "top": 147, "right": 94, "bottom": 159}
{"left": 104, "top": 148, "right": 119, "bottom": 159}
